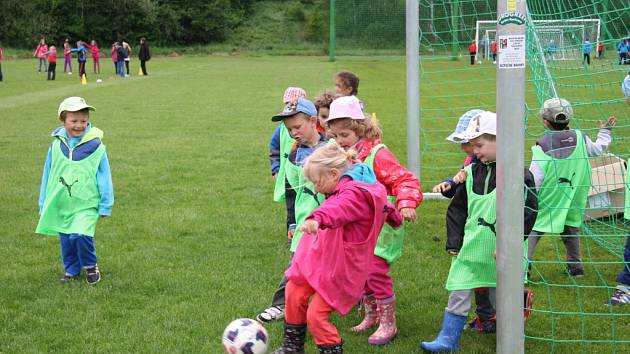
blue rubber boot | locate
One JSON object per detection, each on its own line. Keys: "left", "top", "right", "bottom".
{"left": 420, "top": 311, "right": 467, "bottom": 352}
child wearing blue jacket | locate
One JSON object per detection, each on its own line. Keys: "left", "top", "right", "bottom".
{"left": 36, "top": 97, "right": 114, "bottom": 284}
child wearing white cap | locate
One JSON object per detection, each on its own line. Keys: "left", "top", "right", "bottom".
{"left": 420, "top": 111, "right": 538, "bottom": 352}
{"left": 36, "top": 97, "right": 114, "bottom": 285}
{"left": 528, "top": 98, "right": 616, "bottom": 278}
{"left": 326, "top": 95, "right": 422, "bottom": 346}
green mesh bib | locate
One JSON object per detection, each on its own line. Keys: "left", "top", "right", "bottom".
{"left": 532, "top": 130, "right": 591, "bottom": 233}
{"left": 284, "top": 150, "right": 325, "bottom": 252}
{"left": 364, "top": 144, "right": 406, "bottom": 264}
{"left": 36, "top": 138, "right": 104, "bottom": 237}
{"left": 273, "top": 123, "right": 295, "bottom": 202}
{"left": 445, "top": 164, "right": 498, "bottom": 290}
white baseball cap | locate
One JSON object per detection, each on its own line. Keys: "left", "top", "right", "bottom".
{"left": 453, "top": 111, "right": 497, "bottom": 141}
{"left": 58, "top": 96, "right": 95, "bottom": 118}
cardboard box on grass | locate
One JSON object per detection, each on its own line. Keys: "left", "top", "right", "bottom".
{"left": 584, "top": 154, "right": 627, "bottom": 221}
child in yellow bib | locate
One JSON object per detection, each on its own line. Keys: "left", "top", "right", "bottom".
{"left": 36, "top": 97, "right": 114, "bottom": 285}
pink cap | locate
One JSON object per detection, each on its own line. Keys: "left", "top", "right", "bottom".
{"left": 283, "top": 87, "right": 307, "bottom": 104}
{"left": 327, "top": 96, "right": 365, "bottom": 121}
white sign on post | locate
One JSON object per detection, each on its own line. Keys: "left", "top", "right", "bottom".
{"left": 498, "top": 34, "right": 526, "bottom": 70}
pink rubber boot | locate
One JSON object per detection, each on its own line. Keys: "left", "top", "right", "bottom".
{"left": 350, "top": 295, "right": 378, "bottom": 333}
{"left": 368, "top": 298, "right": 397, "bottom": 345}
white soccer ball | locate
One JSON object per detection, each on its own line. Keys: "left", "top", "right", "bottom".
{"left": 477, "top": 60, "right": 482, "bottom": 64}
{"left": 96, "top": 79, "right": 103, "bottom": 83}
{"left": 222, "top": 318, "right": 269, "bottom": 354}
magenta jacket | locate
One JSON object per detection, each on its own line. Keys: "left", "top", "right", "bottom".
{"left": 286, "top": 176, "right": 402, "bottom": 315}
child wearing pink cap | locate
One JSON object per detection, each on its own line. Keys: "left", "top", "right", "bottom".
{"left": 270, "top": 144, "right": 402, "bottom": 354}
{"left": 326, "top": 95, "right": 423, "bottom": 345}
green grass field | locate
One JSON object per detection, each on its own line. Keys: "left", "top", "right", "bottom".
{"left": 0, "top": 55, "right": 628, "bottom": 353}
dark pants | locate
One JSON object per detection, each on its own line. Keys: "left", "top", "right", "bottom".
{"left": 0, "top": 63, "right": 3, "bottom": 81}
{"left": 492, "top": 53, "right": 496, "bottom": 62}
{"left": 470, "top": 52, "right": 476, "bottom": 65}
{"left": 47, "top": 62, "right": 56, "bottom": 80}
{"left": 617, "top": 232, "right": 630, "bottom": 286}
{"left": 598, "top": 50, "right": 603, "bottom": 59}
{"left": 270, "top": 254, "right": 293, "bottom": 308}
{"left": 125, "top": 60, "right": 130, "bottom": 75}
{"left": 140, "top": 60, "right": 148, "bottom": 75}
{"left": 620, "top": 52, "right": 627, "bottom": 65}
{"left": 528, "top": 226, "right": 583, "bottom": 271}
{"left": 583, "top": 53, "right": 591, "bottom": 65}
{"left": 78, "top": 61, "right": 86, "bottom": 77}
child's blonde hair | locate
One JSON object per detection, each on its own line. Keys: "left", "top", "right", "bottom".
{"left": 303, "top": 144, "right": 356, "bottom": 185}
{"left": 327, "top": 114, "right": 383, "bottom": 140}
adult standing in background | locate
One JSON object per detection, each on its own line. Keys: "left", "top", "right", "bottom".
{"left": 138, "top": 37, "right": 150, "bottom": 76}
{"left": 0, "top": 45, "right": 3, "bottom": 81}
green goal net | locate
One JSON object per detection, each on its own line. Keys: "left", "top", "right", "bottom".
{"left": 332, "top": 1, "right": 630, "bottom": 352}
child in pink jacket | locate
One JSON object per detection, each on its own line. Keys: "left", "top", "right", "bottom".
{"left": 34, "top": 38, "right": 48, "bottom": 73}
{"left": 271, "top": 144, "right": 402, "bottom": 354}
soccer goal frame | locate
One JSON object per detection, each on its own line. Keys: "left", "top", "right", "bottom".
{"left": 475, "top": 18, "right": 601, "bottom": 62}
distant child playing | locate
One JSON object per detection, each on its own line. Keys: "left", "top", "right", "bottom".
{"left": 90, "top": 40, "right": 100, "bottom": 74}
{"left": 0, "top": 46, "right": 3, "bottom": 82}
{"left": 34, "top": 38, "right": 48, "bottom": 73}
{"left": 420, "top": 111, "right": 538, "bottom": 352}
{"left": 42, "top": 46, "right": 57, "bottom": 81}
{"left": 271, "top": 144, "right": 403, "bottom": 354}
{"left": 36, "top": 97, "right": 114, "bottom": 284}
{"left": 528, "top": 98, "right": 616, "bottom": 278}
{"left": 327, "top": 95, "right": 422, "bottom": 345}
{"left": 63, "top": 39, "right": 73, "bottom": 74}
{"left": 71, "top": 41, "right": 91, "bottom": 78}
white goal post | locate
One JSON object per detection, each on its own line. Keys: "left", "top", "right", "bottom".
{"left": 475, "top": 18, "right": 601, "bottom": 61}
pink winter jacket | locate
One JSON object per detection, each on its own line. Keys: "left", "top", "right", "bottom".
{"left": 34, "top": 44, "right": 48, "bottom": 58}
{"left": 286, "top": 177, "right": 402, "bottom": 315}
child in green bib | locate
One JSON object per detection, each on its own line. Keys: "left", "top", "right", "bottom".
{"left": 528, "top": 98, "right": 616, "bottom": 277}
{"left": 421, "top": 111, "right": 538, "bottom": 353}
{"left": 36, "top": 97, "right": 114, "bottom": 285}
{"left": 327, "top": 95, "right": 422, "bottom": 345}
{"left": 258, "top": 97, "right": 329, "bottom": 323}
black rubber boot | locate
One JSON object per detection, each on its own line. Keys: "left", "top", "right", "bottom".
{"left": 270, "top": 323, "right": 306, "bottom": 354}
{"left": 318, "top": 341, "right": 343, "bottom": 354}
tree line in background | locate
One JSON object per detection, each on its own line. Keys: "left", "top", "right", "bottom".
{"left": 0, "top": 0, "right": 257, "bottom": 47}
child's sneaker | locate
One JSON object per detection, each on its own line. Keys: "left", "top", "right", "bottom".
{"left": 85, "top": 265, "right": 101, "bottom": 285}
{"left": 59, "top": 273, "right": 79, "bottom": 283}
{"left": 465, "top": 316, "right": 496, "bottom": 333}
{"left": 606, "top": 287, "right": 630, "bottom": 306}
{"left": 256, "top": 305, "right": 284, "bottom": 323}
